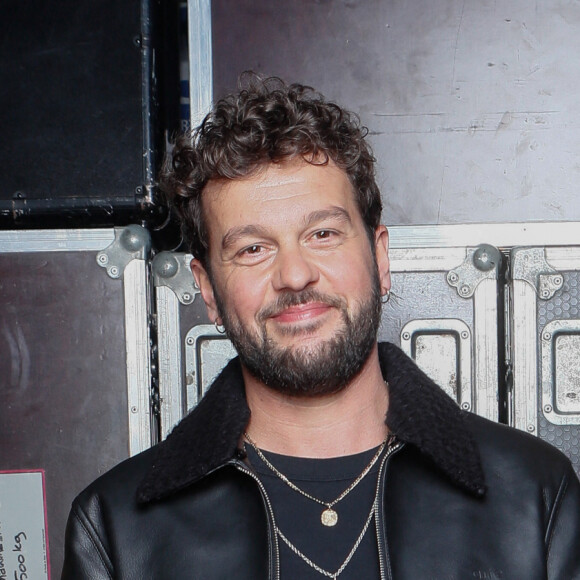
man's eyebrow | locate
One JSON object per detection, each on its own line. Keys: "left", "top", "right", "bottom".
{"left": 304, "top": 207, "right": 352, "bottom": 228}
{"left": 222, "top": 224, "right": 270, "bottom": 251}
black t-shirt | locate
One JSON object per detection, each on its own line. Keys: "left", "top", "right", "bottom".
{"left": 245, "top": 445, "right": 383, "bottom": 579}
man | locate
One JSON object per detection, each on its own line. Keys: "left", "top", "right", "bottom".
{"left": 62, "top": 76, "right": 580, "bottom": 579}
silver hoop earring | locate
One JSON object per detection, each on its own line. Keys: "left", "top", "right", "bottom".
{"left": 214, "top": 320, "right": 226, "bottom": 334}
{"left": 381, "top": 290, "right": 391, "bottom": 304}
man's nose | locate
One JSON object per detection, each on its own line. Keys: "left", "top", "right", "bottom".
{"left": 272, "top": 246, "right": 319, "bottom": 292}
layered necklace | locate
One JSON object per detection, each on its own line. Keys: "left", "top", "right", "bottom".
{"left": 244, "top": 432, "right": 390, "bottom": 527}
{"left": 243, "top": 432, "right": 398, "bottom": 579}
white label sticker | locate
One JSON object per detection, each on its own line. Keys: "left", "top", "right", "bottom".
{"left": 0, "top": 471, "right": 50, "bottom": 580}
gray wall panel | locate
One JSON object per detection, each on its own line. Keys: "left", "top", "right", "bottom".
{"left": 0, "top": 248, "right": 131, "bottom": 578}
{"left": 212, "top": 0, "right": 580, "bottom": 225}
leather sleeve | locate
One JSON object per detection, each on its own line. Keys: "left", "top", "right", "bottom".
{"left": 60, "top": 495, "right": 114, "bottom": 580}
{"left": 546, "top": 464, "right": 580, "bottom": 579}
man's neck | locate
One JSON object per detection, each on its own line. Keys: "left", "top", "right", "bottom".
{"left": 242, "top": 346, "right": 389, "bottom": 458}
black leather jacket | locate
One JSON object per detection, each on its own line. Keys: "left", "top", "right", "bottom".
{"left": 62, "top": 343, "right": 580, "bottom": 579}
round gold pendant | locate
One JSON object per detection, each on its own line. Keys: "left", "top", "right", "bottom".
{"left": 321, "top": 508, "right": 338, "bottom": 527}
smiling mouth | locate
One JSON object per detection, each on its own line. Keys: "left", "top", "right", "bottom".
{"left": 258, "top": 289, "right": 344, "bottom": 330}
{"left": 269, "top": 302, "right": 332, "bottom": 325}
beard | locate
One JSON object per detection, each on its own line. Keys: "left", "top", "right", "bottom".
{"left": 213, "top": 269, "right": 382, "bottom": 398}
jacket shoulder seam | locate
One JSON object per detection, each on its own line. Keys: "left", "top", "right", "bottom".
{"left": 72, "top": 498, "right": 114, "bottom": 579}
{"left": 544, "top": 469, "right": 570, "bottom": 556}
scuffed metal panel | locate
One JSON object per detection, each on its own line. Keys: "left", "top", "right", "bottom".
{"left": 211, "top": 0, "right": 580, "bottom": 225}
{"left": 0, "top": 228, "right": 152, "bottom": 577}
{"left": 512, "top": 246, "right": 580, "bottom": 475}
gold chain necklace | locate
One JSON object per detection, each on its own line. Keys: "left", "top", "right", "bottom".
{"left": 267, "top": 437, "right": 400, "bottom": 579}
{"left": 243, "top": 432, "right": 391, "bottom": 527}
{"left": 276, "top": 490, "right": 378, "bottom": 579}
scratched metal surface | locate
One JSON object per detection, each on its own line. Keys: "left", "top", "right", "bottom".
{"left": 0, "top": 251, "right": 130, "bottom": 578}
{"left": 212, "top": 0, "right": 580, "bottom": 225}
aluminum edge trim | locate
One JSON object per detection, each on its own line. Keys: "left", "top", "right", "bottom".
{"left": 187, "top": 0, "right": 213, "bottom": 129}
{"left": 124, "top": 259, "right": 154, "bottom": 455}
{"left": 388, "top": 222, "right": 580, "bottom": 249}
{"left": 473, "top": 278, "right": 500, "bottom": 421}
{"left": 511, "top": 278, "right": 538, "bottom": 434}
{"left": 156, "top": 286, "right": 185, "bottom": 439}
{"left": 0, "top": 229, "right": 115, "bottom": 252}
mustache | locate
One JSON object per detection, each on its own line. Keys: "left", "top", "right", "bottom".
{"left": 258, "top": 288, "right": 345, "bottom": 321}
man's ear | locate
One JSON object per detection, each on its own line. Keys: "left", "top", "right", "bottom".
{"left": 374, "top": 225, "right": 391, "bottom": 295}
{"left": 190, "top": 258, "right": 220, "bottom": 322}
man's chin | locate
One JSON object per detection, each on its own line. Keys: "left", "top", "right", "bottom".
{"left": 265, "top": 315, "right": 333, "bottom": 339}
{"left": 262, "top": 330, "right": 347, "bottom": 366}
{"left": 236, "top": 325, "right": 375, "bottom": 397}
{"left": 283, "top": 334, "right": 338, "bottom": 356}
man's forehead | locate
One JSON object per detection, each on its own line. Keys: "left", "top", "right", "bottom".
{"left": 203, "top": 173, "right": 309, "bottom": 205}
{"left": 202, "top": 158, "right": 351, "bottom": 203}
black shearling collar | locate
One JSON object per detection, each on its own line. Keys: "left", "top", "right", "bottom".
{"left": 137, "top": 342, "right": 486, "bottom": 503}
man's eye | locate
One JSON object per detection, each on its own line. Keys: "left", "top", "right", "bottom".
{"left": 314, "top": 230, "right": 333, "bottom": 239}
{"left": 241, "top": 245, "right": 263, "bottom": 255}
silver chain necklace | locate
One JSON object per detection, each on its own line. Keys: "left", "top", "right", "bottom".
{"left": 243, "top": 432, "right": 391, "bottom": 527}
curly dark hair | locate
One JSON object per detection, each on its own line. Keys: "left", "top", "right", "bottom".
{"left": 160, "top": 74, "right": 382, "bottom": 266}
